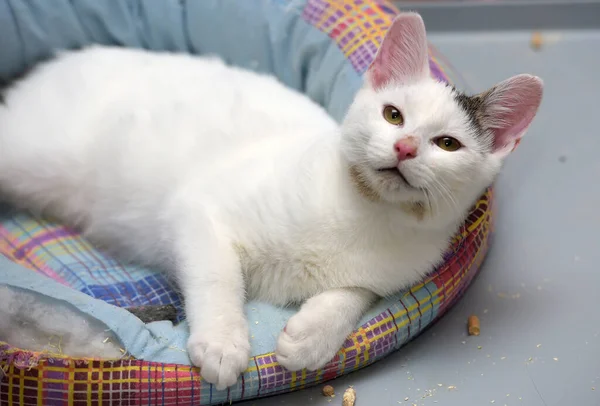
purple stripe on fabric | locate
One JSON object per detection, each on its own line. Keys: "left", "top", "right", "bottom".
{"left": 12, "top": 228, "right": 72, "bottom": 259}
{"left": 429, "top": 60, "right": 446, "bottom": 82}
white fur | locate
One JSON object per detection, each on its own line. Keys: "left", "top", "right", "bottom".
{"left": 0, "top": 13, "right": 541, "bottom": 389}
{"left": 0, "top": 285, "right": 122, "bottom": 359}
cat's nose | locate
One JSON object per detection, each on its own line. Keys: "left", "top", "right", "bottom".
{"left": 394, "top": 137, "right": 418, "bottom": 161}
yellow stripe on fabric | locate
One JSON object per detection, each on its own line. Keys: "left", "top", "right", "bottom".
{"left": 87, "top": 362, "right": 93, "bottom": 405}
{"left": 37, "top": 362, "right": 43, "bottom": 406}
{"left": 13, "top": 375, "right": 134, "bottom": 385}
{"left": 68, "top": 364, "right": 74, "bottom": 406}
{"left": 19, "top": 367, "right": 25, "bottom": 406}
{"left": 344, "top": 23, "right": 386, "bottom": 56}
{"left": 361, "top": 327, "right": 371, "bottom": 364}
{"left": 350, "top": 334, "right": 361, "bottom": 370}
{"left": 314, "top": 366, "right": 323, "bottom": 385}
{"left": 343, "top": 3, "right": 393, "bottom": 56}
{"left": 41, "top": 365, "right": 137, "bottom": 373}
{"left": 8, "top": 364, "right": 13, "bottom": 406}
{"left": 290, "top": 370, "right": 297, "bottom": 389}
{"left": 342, "top": 25, "right": 376, "bottom": 57}
{"left": 98, "top": 361, "right": 103, "bottom": 405}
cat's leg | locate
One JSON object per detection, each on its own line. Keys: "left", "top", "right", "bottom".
{"left": 275, "top": 287, "right": 377, "bottom": 371}
{"left": 173, "top": 207, "right": 249, "bottom": 390}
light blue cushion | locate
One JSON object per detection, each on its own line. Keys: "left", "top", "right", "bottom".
{"left": 0, "top": 0, "right": 360, "bottom": 121}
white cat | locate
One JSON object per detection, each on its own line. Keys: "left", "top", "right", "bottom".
{"left": 0, "top": 13, "right": 542, "bottom": 389}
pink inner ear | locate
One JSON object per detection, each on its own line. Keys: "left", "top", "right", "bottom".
{"left": 488, "top": 75, "right": 543, "bottom": 153}
{"left": 368, "top": 13, "right": 430, "bottom": 89}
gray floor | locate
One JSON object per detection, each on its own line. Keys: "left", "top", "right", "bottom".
{"left": 242, "top": 27, "right": 600, "bottom": 406}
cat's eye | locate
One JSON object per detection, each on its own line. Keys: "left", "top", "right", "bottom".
{"left": 434, "top": 136, "right": 462, "bottom": 152}
{"left": 383, "top": 105, "right": 404, "bottom": 126}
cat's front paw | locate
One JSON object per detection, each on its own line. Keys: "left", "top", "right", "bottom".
{"left": 187, "top": 323, "right": 250, "bottom": 390}
{"left": 275, "top": 309, "right": 350, "bottom": 372}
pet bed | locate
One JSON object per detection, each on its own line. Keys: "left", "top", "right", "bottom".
{"left": 0, "top": 0, "right": 494, "bottom": 404}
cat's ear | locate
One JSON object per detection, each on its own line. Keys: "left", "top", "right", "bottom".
{"left": 481, "top": 74, "right": 543, "bottom": 157}
{"left": 367, "top": 13, "right": 430, "bottom": 89}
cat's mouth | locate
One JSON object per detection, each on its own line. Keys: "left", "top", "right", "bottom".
{"left": 376, "top": 167, "right": 415, "bottom": 189}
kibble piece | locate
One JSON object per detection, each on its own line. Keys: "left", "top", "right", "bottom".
{"left": 531, "top": 32, "right": 543, "bottom": 50}
{"left": 468, "top": 315, "right": 480, "bottom": 336}
{"left": 342, "top": 387, "right": 356, "bottom": 406}
{"left": 322, "top": 384, "right": 335, "bottom": 397}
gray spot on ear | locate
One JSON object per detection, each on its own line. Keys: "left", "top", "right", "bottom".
{"left": 453, "top": 91, "right": 485, "bottom": 135}
{"left": 452, "top": 88, "right": 494, "bottom": 152}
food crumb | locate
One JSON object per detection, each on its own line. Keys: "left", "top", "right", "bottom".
{"left": 553, "top": 357, "right": 559, "bottom": 361}
{"left": 321, "top": 385, "right": 335, "bottom": 397}
{"left": 536, "top": 344, "right": 542, "bottom": 348}
{"left": 491, "top": 401, "right": 495, "bottom": 404}
{"left": 404, "top": 397, "right": 409, "bottom": 401}
{"left": 437, "top": 383, "right": 443, "bottom": 387}
{"left": 592, "top": 387, "right": 596, "bottom": 391}
{"left": 342, "top": 387, "right": 356, "bottom": 406}
{"left": 531, "top": 31, "right": 544, "bottom": 50}
{"left": 447, "top": 385, "right": 457, "bottom": 390}
{"left": 468, "top": 315, "right": 480, "bottom": 336}
{"left": 477, "top": 346, "right": 483, "bottom": 350}
{"left": 483, "top": 309, "right": 489, "bottom": 314}
{"left": 501, "top": 357, "right": 506, "bottom": 360}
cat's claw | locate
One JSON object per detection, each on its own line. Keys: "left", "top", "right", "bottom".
{"left": 275, "top": 310, "right": 348, "bottom": 372}
{"left": 187, "top": 328, "right": 250, "bottom": 390}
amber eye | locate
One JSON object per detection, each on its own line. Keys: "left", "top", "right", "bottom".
{"left": 383, "top": 105, "right": 404, "bottom": 125}
{"left": 435, "top": 136, "right": 462, "bottom": 152}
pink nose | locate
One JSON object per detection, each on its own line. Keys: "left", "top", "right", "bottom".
{"left": 394, "top": 138, "right": 418, "bottom": 161}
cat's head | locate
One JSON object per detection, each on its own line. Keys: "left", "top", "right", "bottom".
{"left": 341, "top": 12, "right": 542, "bottom": 226}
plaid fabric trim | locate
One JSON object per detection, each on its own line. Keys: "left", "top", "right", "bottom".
{"left": 0, "top": 1, "right": 492, "bottom": 404}
{"left": 0, "top": 212, "right": 185, "bottom": 323}
{"left": 0, "top": 188, "right": 493, "bottom": 406}
{"left": 301, "top": 0, "right": 454, "bottom": 83}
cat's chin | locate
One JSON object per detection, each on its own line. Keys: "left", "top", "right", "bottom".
{"left": 375, "top": 167, "right": 418, "bottom": 190}
{"left": 348, "top": 164, "right": 426, "bottom": 205}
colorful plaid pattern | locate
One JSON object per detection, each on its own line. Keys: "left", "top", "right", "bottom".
{"left": 301, "top": 0, "right": 453, "bottom": 82}
{"left": 1, "top": 0, "right": 493, "bottom": 404}
{"left": 0, "top": 189, "right": 493, "bottom": 405}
